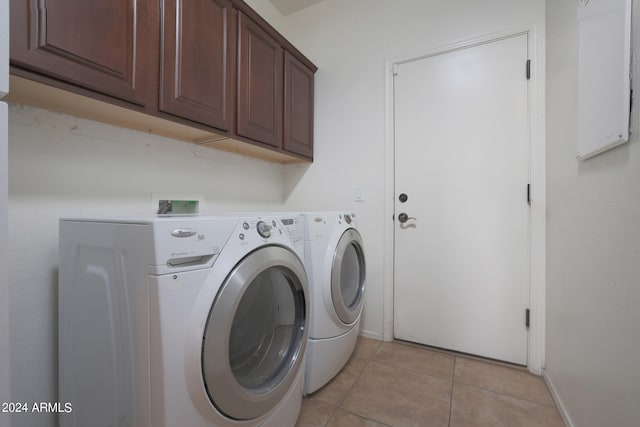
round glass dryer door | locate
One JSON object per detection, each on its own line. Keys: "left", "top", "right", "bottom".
{"left": 201, "top": 246, "right": 308, "bottom": 421}
{"left": 331, "top": 229, "right": 366, "bottom": 325}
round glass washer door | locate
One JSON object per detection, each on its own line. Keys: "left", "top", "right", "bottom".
{"left": 201, "top": 245, "right": 308, "bottom": 421}
{"left": 331, "top": 228, "right": 366, "bottom": 325}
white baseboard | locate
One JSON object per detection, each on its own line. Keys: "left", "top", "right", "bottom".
{"left": 543, "top": 369, "right": 575, "bottom": 427}
{"left": 358, "top": 329, "right": 383, "bottom": 341}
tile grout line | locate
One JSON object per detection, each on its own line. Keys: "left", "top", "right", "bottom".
{"left": 370, "top": 358, "right": 455, "bottom": 382}
{"left": 367, "top": 343, "right": 457, "bottom": 383}
{"left": 393, "top": 339, "right": 528, "bottom": 372}
{"left": 338, "top": 407, "right": 394, "bottom": 427}
{"left": 332, "top": 343, "right": 385, "bottom": 424}
{"left": 448, "top": 357, "right": 457, "bottom": 427}
{"left": 336, "top": 348, "right": 375, "bottom": 407}
{"left": 305, "top": 341, "right": 382, "bottom": 425}
{"left": 454, "top": 359, "right": 558, "bottom": 408}
{"left": 453, "top": 379, "right": 558, "bottom": 409}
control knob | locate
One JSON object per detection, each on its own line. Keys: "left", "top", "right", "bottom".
{"left": 256, "top": 221, "right": 272, "bottom": 238}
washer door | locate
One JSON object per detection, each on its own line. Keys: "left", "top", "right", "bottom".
{"left": 201, "top": 245, "right": 308, "bottom": 421}
{"left": 331, "top": 229, "right": 366, "bottom": 325}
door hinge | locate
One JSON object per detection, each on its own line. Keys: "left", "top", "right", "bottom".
{"left": 527, "top": 184, "right": 531, "bottom": 205}
{"left": 392, "top": 63, "right": 399, "bottom": 76}
{"left": 526, "top": 60, "right": 531, "bottom": 80}
{"left": 525, "top": 308, "right": 530, "bottom": 328}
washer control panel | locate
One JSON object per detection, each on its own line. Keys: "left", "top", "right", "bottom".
{"left": 237, "top": 216, "right": 303, "bottom": 251}
{"left": 280, "top": 217, "right": 303, "bottom": 249}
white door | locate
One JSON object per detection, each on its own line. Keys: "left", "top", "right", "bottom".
{"left": 393, "top": 34, "right": 530, "bottom": 365}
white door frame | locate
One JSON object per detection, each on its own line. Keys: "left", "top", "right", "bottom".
{"left": 382, "top": 27, "right": 546, "bottom": 375}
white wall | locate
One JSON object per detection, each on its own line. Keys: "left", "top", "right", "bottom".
{"left": 248, "top": 0, "right": 545, "bottom": 339}
{"left": 7, "top": 103, "right": 286, "bottom": 426}
{"left": 545, "top": 1, "right": 640, "bottom": 426}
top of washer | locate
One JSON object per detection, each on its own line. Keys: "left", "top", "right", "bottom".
{"left": 60, "top": 214, "right": 305, "bottom": 274}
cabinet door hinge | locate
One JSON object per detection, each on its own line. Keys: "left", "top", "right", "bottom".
{"left": 525, "top": 308, "right": 530, "bottom": 328}
{"left": 526, "top": 59, "right": 531, "bottom": 80}
{"left": 527, "top": 184, "right": 531, "bottom": 205}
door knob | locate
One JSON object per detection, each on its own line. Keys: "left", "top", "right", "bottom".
{"left": 398, "top": 213, "right": 416, "bottom": 223}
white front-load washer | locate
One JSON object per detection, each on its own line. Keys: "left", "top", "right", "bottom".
{"left": 301, "top": 212, "right": 366, "bottom": 394}
{"left": 59, "top": 214, "right": 309, "bottom": 427}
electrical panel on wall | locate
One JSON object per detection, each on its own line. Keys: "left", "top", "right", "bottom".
{"left": 576, "top": 0, "right": 632, "bottom": 160}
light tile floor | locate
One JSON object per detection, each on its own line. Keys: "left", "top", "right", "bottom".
{"left": 296, "top": 337, "right": 565, "bottom": 427}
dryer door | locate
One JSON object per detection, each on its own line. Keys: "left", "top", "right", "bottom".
{"left": 331, "top": 229, "right": 366, "bottom": 325}
{"left": 202, "top": 245, "right": 308, "bottom": 421}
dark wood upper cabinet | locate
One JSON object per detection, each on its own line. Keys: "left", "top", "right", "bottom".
{"left": 236, "top": 12, "right": 283, "bottom": 148}
{"left": 159, "top": 0, "right": 236, "bottom": 132}
{"left": 10, "top": 0, "right": 316, "bottom": 161}
{"left": 284, "top": 51, "right": 314, "bottom": 159}
{"left": 10, "top": 0, "right": 158, "bottom": 107}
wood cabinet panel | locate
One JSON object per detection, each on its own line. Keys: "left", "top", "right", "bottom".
{"left": 237, "top": 12, "right": 283, "bottom": 148}
{"left": 284, "top": 51, "right": 314, "bottom": 159}
{"left": 10, "top": 0, "right": 157, "bottom": 106}
{"left": 160, "top": 0, "right": 236, "bottom": 131}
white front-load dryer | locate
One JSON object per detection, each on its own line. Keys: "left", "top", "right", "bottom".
{"left": 59, "top": 214, "right": 309, "bottom": 427}
{"left": 301, "top": 212, "right": 366, "bottom": 394}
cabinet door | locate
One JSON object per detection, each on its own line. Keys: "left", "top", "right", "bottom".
{"left": 10, "top": 0, "right": 157, "bottom": 107}
{"left": 284, "top": 52, "right": 314, "bottom": 159}
{"left": 237, "top": 12, "right": 283, "bottom": 148}
{"left": 160, "top": 0, "right": 236, "bottom": 131}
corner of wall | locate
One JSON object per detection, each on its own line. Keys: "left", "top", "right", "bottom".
{"left": 542, "top": 370, "right": 575, "bottom": 427}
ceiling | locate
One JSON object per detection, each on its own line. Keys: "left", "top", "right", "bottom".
{"left": 269, "top": 0, "right": 324, "bottom": 16}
